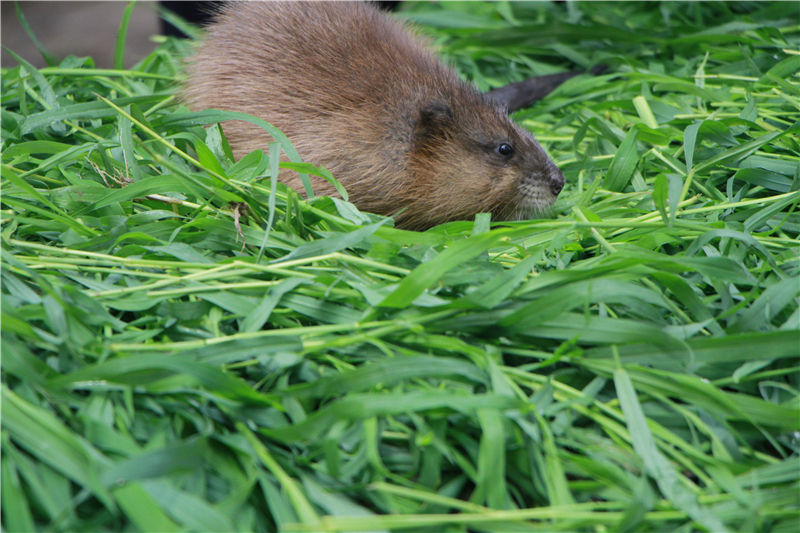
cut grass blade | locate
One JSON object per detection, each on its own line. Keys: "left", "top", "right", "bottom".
{"left": 614, "top": 366, "right": 728, "bottom": 533}
{"left": 114, "top": 2, "right": 137, "bottom": 71}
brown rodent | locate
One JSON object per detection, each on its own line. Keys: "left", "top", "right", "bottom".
{"left": 184, "top": 1, "right": 565, "bottom": 231}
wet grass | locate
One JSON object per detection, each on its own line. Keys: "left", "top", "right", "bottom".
{"left": 1, "top": 1, "right": 799, "bottom": 532}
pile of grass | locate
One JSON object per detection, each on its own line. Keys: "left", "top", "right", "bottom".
{"left": 2, "top": 1, "right": 799, "bottom": 532}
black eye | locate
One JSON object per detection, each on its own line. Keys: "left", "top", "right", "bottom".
{"left": 497, "top": 143, "right": 513, "bottom": 157}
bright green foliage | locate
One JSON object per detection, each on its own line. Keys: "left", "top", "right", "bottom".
{"left": 2, "top": 2, "right": 799, "bottom": 532}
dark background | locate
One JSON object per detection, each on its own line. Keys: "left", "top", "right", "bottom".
{"left": 1, "top": 1, "right": 161, "bottom": 69}
{"left": 1, "top": 1, "right": 401, "bottom": 69}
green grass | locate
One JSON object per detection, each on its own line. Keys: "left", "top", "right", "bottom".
{"left": 2, "top": 1, "right": 799, "bottom": 532}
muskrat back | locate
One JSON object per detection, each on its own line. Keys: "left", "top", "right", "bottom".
{"left": 184, "top": 1, "right": 565, "bottom": 230}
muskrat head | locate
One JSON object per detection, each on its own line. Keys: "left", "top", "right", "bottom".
{"left": 403, "top": 93, "right": 564, "bottom": 230}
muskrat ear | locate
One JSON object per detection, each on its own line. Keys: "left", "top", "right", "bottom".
{"left": 415, "top": 100, "right": 454, "bottom": 141}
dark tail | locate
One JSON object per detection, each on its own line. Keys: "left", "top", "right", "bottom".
{"left": 487, "top": 64, "right": 608, "bottom": 113}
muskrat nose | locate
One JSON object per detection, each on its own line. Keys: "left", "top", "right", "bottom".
{"left": 549, "top": 165, "right": 565, "bottom": 196}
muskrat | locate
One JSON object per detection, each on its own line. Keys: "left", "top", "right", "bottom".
{"left": 184, "top": 1, "right": 566, "bottom": 231}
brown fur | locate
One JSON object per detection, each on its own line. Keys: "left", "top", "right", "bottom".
{"left": 184, "top": 1, "right": 564, "bottom": 230}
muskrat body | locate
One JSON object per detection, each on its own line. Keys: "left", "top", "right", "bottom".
{"left": 184, "top": 1, "right": 565, "bottom": 230}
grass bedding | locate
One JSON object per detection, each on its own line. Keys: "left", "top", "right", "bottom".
{"left": 1, "top": 1, "right": 799, "bottom": 532}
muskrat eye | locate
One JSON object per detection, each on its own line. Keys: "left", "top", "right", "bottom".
{"left": 497, "top": 143, "right": 513, "bottom": 157}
